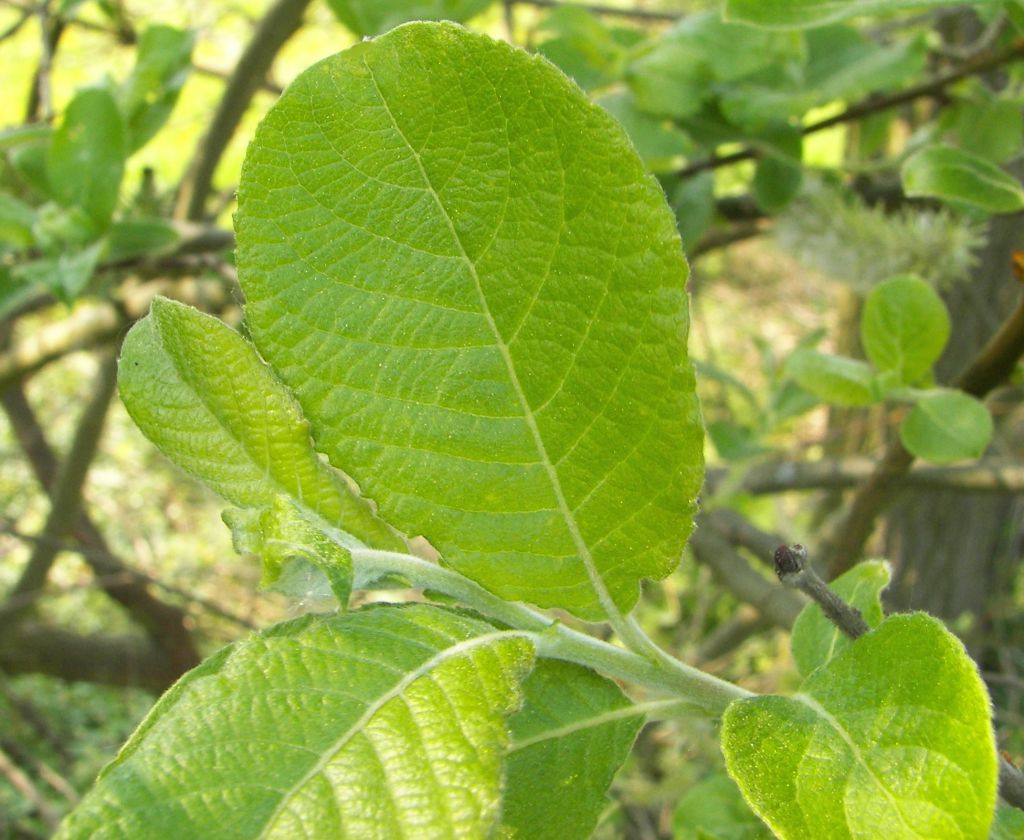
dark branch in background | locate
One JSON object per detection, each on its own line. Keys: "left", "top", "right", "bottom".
{"left": 824, "top": 289, "right": 1024, "bottom": 575}
{"left": 705, "top": 456, "right": 1024, "bottom": 496}
{"left": 0, "top": 354, "right": 118, "bottom": 630}
{"left": 0, "top": 386, "right": 205, "bottom": 671}
{"left": 676, "top": 39, "right": 1024, "bottom": 180}
{"left": 690, "top": 510, "right": 803, "bottom": 632}
{"left": 0, "top": 269, "right": 234, "bottom": 391}
{"left": 24, "top": 0, "right": 63, "bottom": 122}
{"left": 0, "top": 4, "right": 31, "bottom": 43}
{"left": 0, "top": 519, "right": 255, "bottom": 632}
{"left": 175, "top": 0, "right": 314, "bottom": 221}
{"left": 0, "top": 622, "right": 186, "bottom": 692}
{"left": 509, "top": 0, "right": 681, "bottom": 22}
{"left": 773, "top": 543, "right": 1024, "bottom": 811}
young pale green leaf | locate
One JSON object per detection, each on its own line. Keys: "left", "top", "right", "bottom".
{"left": 249, "top": 495, "right": 354, "bottom": 604}
{"left": 902, "top": 145, "right": 1024, "bottom": 214}
{"left": 57, "top": 604, "right": 534, "bottom": 839}
{"left": 118, "top": 296, "right": 404, "bottom": 551}
{"left": 723, "top": 613, "right": 998, "bottom": 840}
{"left": 47, "top": 87, "right": 125, "bottom": 229}
{"left": 725, "top": 0, "right": 1002, "bottom": 30}
{"left": 326, "top": 0, "right": 491, "bottom": 36}
{"left": 790, "top": 560, "right": 890, "bottom": 679}
{"left": 0, "top": 194, "right": 36, "bottom": 248}
{"left": 13, "top": 239, "right": 105, "bottom": 303}
{"left": 235, "top": 23, "right": 703, "bottom": 620}
{"left": 117, "top": 25, "right": 195, "bottom": 152}
{"left": 900, "top": 389, "right": 993, "bottom": 464}
{"left": 953, "top": 97, "right": 1024, "bottom": 163}
{"left": 537, "top": 7, "right": 631, "bottom": 92}
{"left": 673, "top": 773, "right": 773, "bottom": 840}
{"left": 500, "top": 659, "right": 643, "bottom": 839}
{"left": 860, "top": 275, "right": 950, "bottom": 385}
{"left": 785, "top": 349, "right": 877, "bottom": 407}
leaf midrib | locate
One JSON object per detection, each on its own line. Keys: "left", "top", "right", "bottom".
{"left": 362, "top": 56, "right": 624, "bottom": 623}
{"left": 255, "top": 629, "right": 528, "bottom": 838}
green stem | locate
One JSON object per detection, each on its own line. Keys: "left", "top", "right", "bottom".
{"left": 350, "top": 548, "right": 752, "bottom": 715}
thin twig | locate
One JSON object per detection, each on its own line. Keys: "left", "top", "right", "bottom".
{"left": 510, "top": 0, "right": 681, "bottom": 22}
{"left": 175, "top": 0, "right": 314, "bottom": 221}
{"left": 705, "top": 457, "right": 1024, "bottom": 496}
{"left": 0, "top": 353, "right": 118, "bottom": 628}
{"left": 0, "top": 746, "right": 61, "bottom": 830}
{"left": 773, "top": 544, "right": 870, "bottom": 638}
{"left": 676, "top": 40, "right": 1024, "bottom": 180}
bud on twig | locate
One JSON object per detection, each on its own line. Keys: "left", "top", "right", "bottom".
{"left": 773, "top": 544, "right": 871, "bottom": 639}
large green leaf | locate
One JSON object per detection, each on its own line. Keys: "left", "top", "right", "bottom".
{"left": 326, "top": 0, "right": 492, "bottom": 36}
{"left": 725, "top": 0, "right": 1002, "bottom": 30}
{"left": 57, "top": 604, "right": 534, "bottom": 839}
{"left": 500, "top": 659, "right": 642, "bottom": 839}
{"left": 902, "top": 145, "right": 1024, "bottom": 214}
{"left": 723, "top": 613, "right": 998, "bottom": 839}
{"left": 790, "top": 560, "right": 889, "bottom": 679}
{"left": 118, "top": 297, "right": 403, "bottom": 552}
{"left": 235, "top": 23, "right": 703, "bottom": 620}
{"left": 860, "top": 275, "right": 950, "bottom": 385}
{"left": 47, "top": 87, "right": 125, "bottom": 229}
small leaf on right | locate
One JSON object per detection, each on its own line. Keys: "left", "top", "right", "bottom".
{"left": 860, "top": 275, "right": 950, "bottom": 386}
{"left": 901, "top": 144, "right": 1024, "bottom": 214}
{"left": 791, "top": 560, "right": 889, "bottom": 679}
{"left": 723, "top": 613, "right": 998, "bottom": 840}
{"left": 900, "top": 389, "right": 993, "bottom": 464}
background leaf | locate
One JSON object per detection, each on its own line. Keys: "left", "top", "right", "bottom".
{"left": 118, "top": 297, "right": 403, "bottom": 551}
{"left": 725, "top": 0, "right": 1003, "bottom": 30}
{"left": 47, "top": 87, "right": 126, "bottom": 229}
{"left": 235, "top": 23, "right": 704, "bottom": 619}
{"left": 900, "top": 389, "right": 994, "bottom": 463}
{"left": 56, "top": 605, "right": 534, "bottom": 839}
{"left": 790, "top": 560, "right": 890, "bottom": 679}
{"left": 901, "top": 144, "right": 1024, "bottom": 214}
{"left": 117, "top": 25, "right": 195, "bottom": 153}
{"left": 860, "top": 274, "right": 950, "bottom": 385}
{"left": 785, "top": 349, "right": 877, "bottom": 406}
{"left": 500, "top": 659, "right": 642, "bottom": 839}
{"left": 723, "top": 614, "right": 998, "bottom": 839}
{"left": 325, "top": 0, "right": 492, "bottom": 37}
{"left": 673, "top": 773, "right": 773, "bottom": 840}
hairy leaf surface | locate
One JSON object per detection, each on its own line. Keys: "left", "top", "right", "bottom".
{"left": 902, "top": 145, "right": 1024, "bottom": 214}
{"left": 57, "top": 605, "right": 534, "bottom": 839}
{"left": 723, "top": 614, "right": 997, "bottom": 839}
{"left": 235, "top": 23, "right": 703, "bottom": 619}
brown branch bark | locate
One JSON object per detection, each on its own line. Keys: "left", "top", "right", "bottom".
{"left": 1, "top": 386, "right": 203, "bottom": 672}
{"left": 509, "top": 0, "right": 681, "bottom": 22}
{"left": 705, "top": 456, "right": 1024, "bottom": 495}
{"left": 825, "top": 291, "right": 1024, "bottom": 575}
{"left": 0, "top": 271, "right": 234, "bottom": 390}
{"left": 0, "top": 622, "right": 185, "bottom": 692}
{"left": 676, "top": 39, "right": 1024, "bottom": 180}
{"left": 690, "top": 512, "right": 803, "bottom": 630}
{"left": 1, "top": 353, "right": 118, "bottom": 629}
{"left": 175, "top": 0, "right": 314, "bottom": 221}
